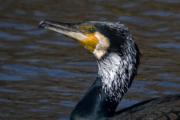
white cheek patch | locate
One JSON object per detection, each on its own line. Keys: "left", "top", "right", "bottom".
{"left": 93, "top": 32, "right": 110, "bottom": 59}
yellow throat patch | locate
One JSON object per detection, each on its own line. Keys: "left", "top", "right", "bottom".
{"left": 80, "top": 33, "right": 99, "bottom": 53}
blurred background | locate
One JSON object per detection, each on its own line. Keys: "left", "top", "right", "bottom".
{"left": 0, "top": 0, "right": 180, "bottom": 120}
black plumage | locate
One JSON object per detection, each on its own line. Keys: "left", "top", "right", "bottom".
{"left": 39, "top": 20, "right": 180, "bottom": 120}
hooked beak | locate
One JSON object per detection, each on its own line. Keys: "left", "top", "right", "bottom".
{"left": 39, "top": 20, "right": 100, "bottom": 53}
{"left": 39, "top": 20, "right": 87, "bottom": 42}
{"left": 39, "top": 20, "right": 110, "bottom": 59}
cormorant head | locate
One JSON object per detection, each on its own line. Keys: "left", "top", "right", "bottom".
{"left": 39, "top": 20, "right": 137, "bottom": 60}
{"left": 39, "top": 20, "right": 140, "bottom": 119}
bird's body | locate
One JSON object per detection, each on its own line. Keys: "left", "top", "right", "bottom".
{"left": 39, "top": 20, "right": 180, "bottom": 120}
{"left": 113, "top": 95, "right": 180, "bottom": 120}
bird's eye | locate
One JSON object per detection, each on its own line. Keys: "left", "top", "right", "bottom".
{"left": 80, "top": 25, "right": 96, "bottom": 33}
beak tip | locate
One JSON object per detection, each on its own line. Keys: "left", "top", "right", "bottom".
{"left": 39, "top": 20, "right": 47, "bottom": 28}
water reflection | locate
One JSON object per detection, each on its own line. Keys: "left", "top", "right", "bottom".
{"left": 0, "top": 0, "right": 179, "bottom": 119}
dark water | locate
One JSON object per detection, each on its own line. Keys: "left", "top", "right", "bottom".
{"left": 0, "top": 0, "right": 180, "bottom": 120}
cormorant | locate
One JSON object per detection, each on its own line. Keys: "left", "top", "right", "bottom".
{"left": 39, "top": 20, "right": 180, "bottom": 120}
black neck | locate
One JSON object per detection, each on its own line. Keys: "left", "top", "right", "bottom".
{"left": 70, "top": 78, "right": 118, "bottom": 120}
{"left": 70, "top": 50, "right": 139, "bottom": 120}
